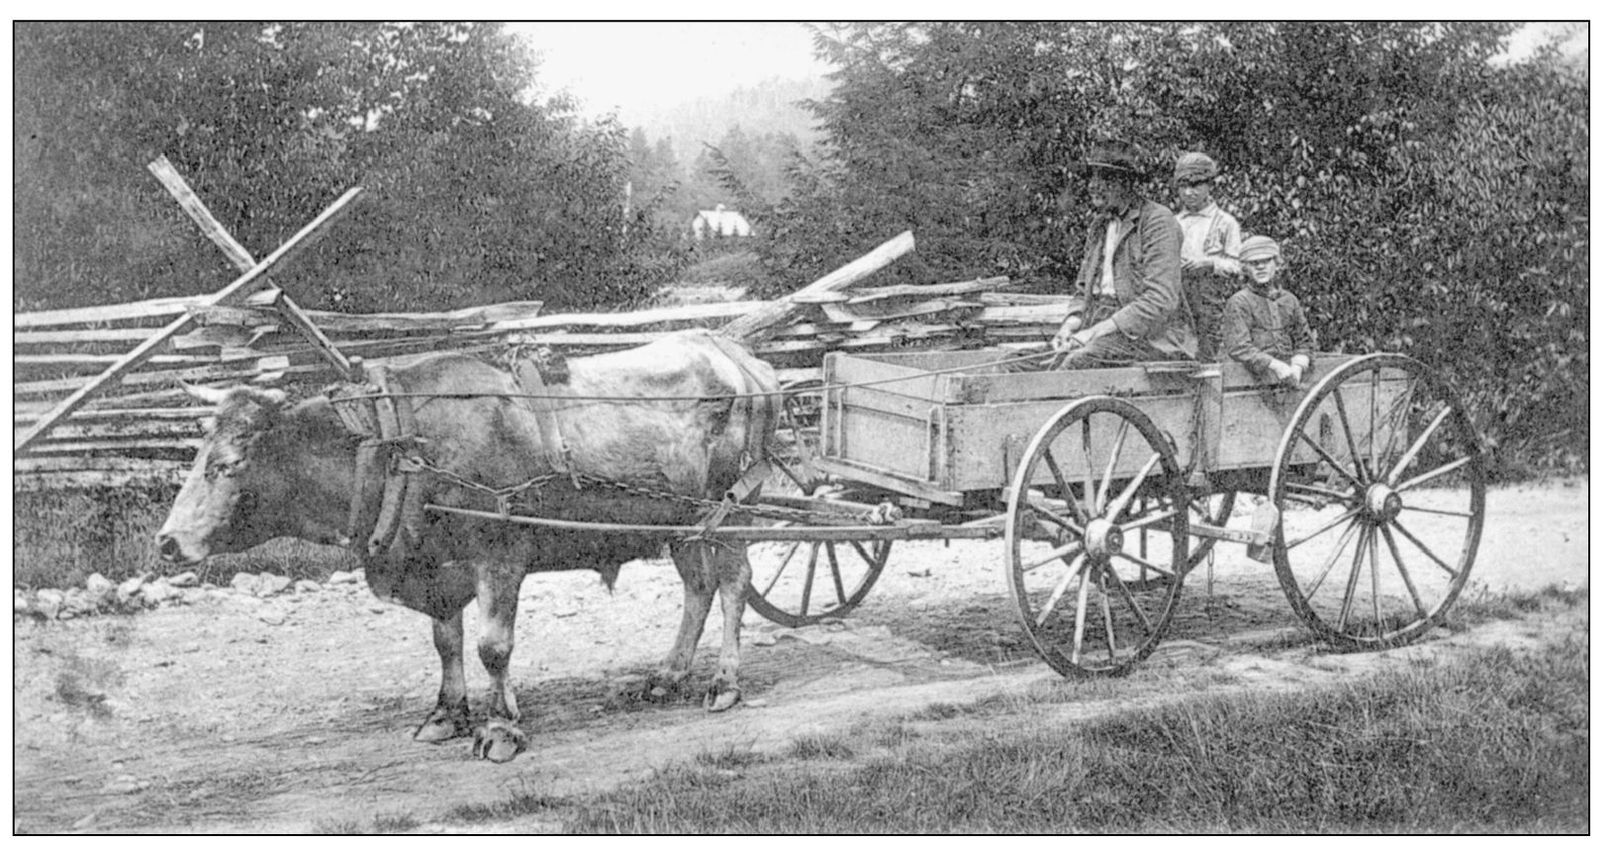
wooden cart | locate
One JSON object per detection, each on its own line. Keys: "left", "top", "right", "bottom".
{"left": 743, "top": 350, "right": 1487, "bottom": 677}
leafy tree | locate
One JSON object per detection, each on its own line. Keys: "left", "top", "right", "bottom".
{"left": 750, "top": 21, "right": 1585, "bottom": 471}
{"left": 14, "top": 22, "right": 666, "bottom": 314}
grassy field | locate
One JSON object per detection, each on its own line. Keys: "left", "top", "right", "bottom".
{"left": 559, "top": 621, "right": 1587, "bottom": 832}
{"left": 13, "top": 487, "right": 353, "bottom": 589}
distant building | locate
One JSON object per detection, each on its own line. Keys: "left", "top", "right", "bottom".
{"left": 690, "top": 204, "right": 753, "bottom": 239}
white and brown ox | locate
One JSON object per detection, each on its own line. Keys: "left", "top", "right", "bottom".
{"left": 156, "top": 331, "right": 780, "bottom": 762}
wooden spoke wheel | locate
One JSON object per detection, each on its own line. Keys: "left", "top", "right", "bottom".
{"left": 1005, "top": 396, "right": 1190, "bottom": 677}
{"left": 1268, "top": 354, "right": 1486, "bottom": 648}
{"left": 746, "top": 524, "right": 891, "bottom": 628}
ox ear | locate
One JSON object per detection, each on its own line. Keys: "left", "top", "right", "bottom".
{"left": 180, "top": 382, "right": 232, "bottom": 405}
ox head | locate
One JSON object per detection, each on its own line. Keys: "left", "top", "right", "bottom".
{"left": 156, "top": 383, "right": 300, "bottom": 563}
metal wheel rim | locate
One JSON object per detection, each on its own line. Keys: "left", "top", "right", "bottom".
{"left": 745, "top": 526, "right": 891, "bottom": 628}
{"left": 1268, "top": 354, "right": 1486, "bottom": 648}
{"left": 1004, "top": 396, "right": 1189, "bottom": 677}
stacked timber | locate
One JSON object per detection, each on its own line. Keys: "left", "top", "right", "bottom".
{"left": 13, "top": 272, "right": 1070, "bottom": 490}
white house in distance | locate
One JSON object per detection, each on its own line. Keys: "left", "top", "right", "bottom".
{"left": 690, "top": 204, "right": 753, "bottom": 239}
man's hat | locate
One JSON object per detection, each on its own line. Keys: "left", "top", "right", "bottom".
{"left": 1240, "top": 235, "right": 1282, "bottom": 262}
{"left": 1081, "top": 139, "right": 1148, "bottom": 180}
{"left": 1174, "top": 151, "right": 1219, "bottom": 183}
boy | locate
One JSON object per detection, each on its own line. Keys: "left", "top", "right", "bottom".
{"left": 1222, "top": 236, "right": 1315, "bottom": 387}
{"left": 1175, "top": 152, "right": 1244, "bottom": 361}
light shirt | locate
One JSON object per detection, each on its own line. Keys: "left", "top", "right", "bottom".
{"left": 1099, "top": 219, "right": 1120, "bottom": 296}
{"left": 1176, "top": 201, "right": 1243, "bottom": 277}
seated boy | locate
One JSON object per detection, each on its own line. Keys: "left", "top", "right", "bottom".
{"left": 1221, "top": 236, "right": 1316, "bottom": 387}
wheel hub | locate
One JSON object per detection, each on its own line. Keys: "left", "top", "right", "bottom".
{"left": 1084, "top": 519, "right": 1124, "bottom": 559}
{"left": 1364, "top": 483, "right": 1402, "bottom": 523}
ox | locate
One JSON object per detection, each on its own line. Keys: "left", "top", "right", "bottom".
{"left": 156, "top": 331, "right": 780, "bottom": 762}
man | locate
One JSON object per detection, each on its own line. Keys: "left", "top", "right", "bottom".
{"left": 1174, "top": 151, "right": 1244, "bottom": 361}
{"left": 1047, "top": 139, "right": 1198, "bottom": 368}
{"left": 1222, "top": 235, "right": 1316, "bottom": 387}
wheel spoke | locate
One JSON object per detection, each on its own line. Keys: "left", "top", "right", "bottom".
{"left": 1335, "top": 525, "right": 1371, "bottom": 632}
{"left": 799, "top": 542, "right": 820, "bottom": 617}
{"left": 1379, "top": 523, "right": 1428, "bottom": 618}
{"left": 1303, "top": 521, "right": 1362, "bottom": 602}
{"left": 1102, "top": 563, "right": 1155, "bottom": 635}
{"left": 1096, "top": 417, "right": 1130, "bottom": 509}
{"left": 1081, "top": 417, "right": 1098, "bottom": 521}
{"left": 1026, "top": 499, "right": 1084, "bottom": 538}
{"left": 756, "top": 540, "right": 802, "bottom": 598}
{"left": 1389, "top": 520, "right": 1459, "bottom": 578}
{"left": 1387, "top": 405, "right": 1453, "bottom": 486}
{"left": 1285, "top": 481, "right": 1357, "bottom": 503}
{"left": 1295, "top": 429, "right": 1368, "bottom": 491}
{"left": 1096, "top": 569, "right": 1118, "bottom": 660}
{"left": 1023, "top": 540, "right": 1085, "bottom": 573}
{"left": 1043, "top": 452, "right": 1091, "bottom": 526}
{"left": 1331, "top": 387, "right": 1372, "bottom": 483}
{"left": 825, "top": 543, "right": 848, "bottom": 605}
{"left": 1114, "top": 550, "right": 1176, "bottom": 581}
{"left": 1105, "top": 452, "right": 1161, "bottom": 521}
{"left": 1372, "top": 386, "right": 1416, "bottom": 476}
{"left": 1395, "top": 455, "right": 1472, "bottom": 494}
{"left": 850, "top": 541, "right": 880, "bottom": 566}
{"left": 1368, "top": 368, "right": 1380, "bottom": 477}
{"left": 1369, "top": 526, "right": 1384, "bottom": 636}
{"left": 1285, "top": 505, "right": 1365, "bottom": 551}
{"left": 1070, "top": 572, "right": 1093, "bottom": 665}
{"left": 1036, "top": 554, "right": 1088, "bottom": 626}
{"left": 1120, "top": 505, "right": 1177, "bottom": 532}
{"left": 1398, "top": 502, "right": 1475, "bottom": 519}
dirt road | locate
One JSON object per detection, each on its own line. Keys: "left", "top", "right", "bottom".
{"left": 11, "top": 480, "right": 1587, "bottom": 833}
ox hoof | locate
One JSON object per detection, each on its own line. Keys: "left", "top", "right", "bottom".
{"left": 471, "top": 720, "right": 528, "bottom": 763}
{"left": 704, "top": 680, "right": 742, "bottom": 713}
{"left": 643, "top": 675, "right": 683, "bottom": 704}
{"left": 413, "top": 705, "right": 472, "bottom": 743}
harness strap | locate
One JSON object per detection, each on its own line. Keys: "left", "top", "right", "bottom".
{"left": 514, "top": 358, "right": 578, "bottom": 482}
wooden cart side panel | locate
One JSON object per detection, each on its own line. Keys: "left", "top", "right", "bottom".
{"left": 824, "top": 353, "right": 949, "bottom": 402}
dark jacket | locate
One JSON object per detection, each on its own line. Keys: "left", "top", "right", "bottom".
{"left": 1222, "top": 284, "right": 1317, "bottom": 374}
{"left": 1070, "top": 196, "right": 1198, "bottom": 360}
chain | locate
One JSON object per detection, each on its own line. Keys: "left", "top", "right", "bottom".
{"left": 395, "top": 452, "right": 876, "bottom": 526}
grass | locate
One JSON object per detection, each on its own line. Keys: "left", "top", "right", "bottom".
{"left": 560, "top": 612, "right": 1588, "bottom": 833}
{"left": 13, "top": 487, "right": 355, "bottom": 590}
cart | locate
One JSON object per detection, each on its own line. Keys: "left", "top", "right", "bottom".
{"left": 742, "top": 350, "right": 1486, "bottom": 677}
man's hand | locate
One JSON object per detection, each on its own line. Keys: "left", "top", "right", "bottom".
{"left": 1183, "top": 256, "right": 1213, "bottom": 273}
{"left": 1051, "top": 315, "right": 1083, "bottom": 351}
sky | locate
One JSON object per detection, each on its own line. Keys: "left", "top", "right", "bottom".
{"left": 508, "top": 22, "right": 831, "bottom": 124}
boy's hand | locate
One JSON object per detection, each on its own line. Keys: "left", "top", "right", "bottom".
{"left": 1051, "top": 315, "right": 1082, "bottom": 351}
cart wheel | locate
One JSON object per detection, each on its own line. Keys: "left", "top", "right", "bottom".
{"left": 746, "top": 526, "right": 891, "bottom": 628}
{"left": 1005, "top": 396, "right": 1190, "bottom": 677}
{"left": 1268, "top": 354, "right": 1486, "bottom": 648}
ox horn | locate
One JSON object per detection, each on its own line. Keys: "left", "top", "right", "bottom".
{"left": 180, "top": 381, "right": 232, "bottom": 405}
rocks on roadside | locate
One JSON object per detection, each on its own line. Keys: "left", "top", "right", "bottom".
{"left": 17, "top": 567, "right": 361, "bottom": 622}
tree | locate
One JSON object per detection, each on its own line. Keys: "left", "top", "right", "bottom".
{"left": 748, "top": 21, "right": 1585, "bottom": 471}
{"left": 14, "top": 22, "right": 665, "bottom": 314}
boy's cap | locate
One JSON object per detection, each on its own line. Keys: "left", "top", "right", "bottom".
{"left": 1240, "top": 235, "right": 1281, "bottom": 261}
{"left": 1174, "top": 152, "right": 1218, "bottom": 183}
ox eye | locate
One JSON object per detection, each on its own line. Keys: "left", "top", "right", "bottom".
{"left": 206, "top": 458, "right": 243, "bottom": 479}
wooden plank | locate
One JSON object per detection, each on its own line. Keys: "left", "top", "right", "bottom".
{"left": 13, "top": 296, "right": 208, "bottom": 329}
{"left": 150, "top": 157, "right": 358, "bottom": 381}
{"left": 12, "top": 327, "right": 158, "bottom": 345}
{"left": 843, "top": 275, "right": 1012, "bottom": 304}
{"left": 14, "top": 352, "right": 209, "bottom": 368}
{"left": 489, "top": 300, "right": 755, "bottom": 333}
{"left": 24, "top": 437, "right": 202, "bottom": 455}
{"left": 13, "top": 185, "right": 362, "bottom": 456}
{"left": 811, "top": 455, "right": 965, "bottom": 507}
{"left": 13, "top": 406, "right": 213, "bottom": 425}
{"left": 13, "top": 468, "right": 187, "bottom": 491}
{"left": 15, "top": 455, "right": 191, "bottom": 473}
{"left": 718, "top": 231, "right": 915, "bottom": 342}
